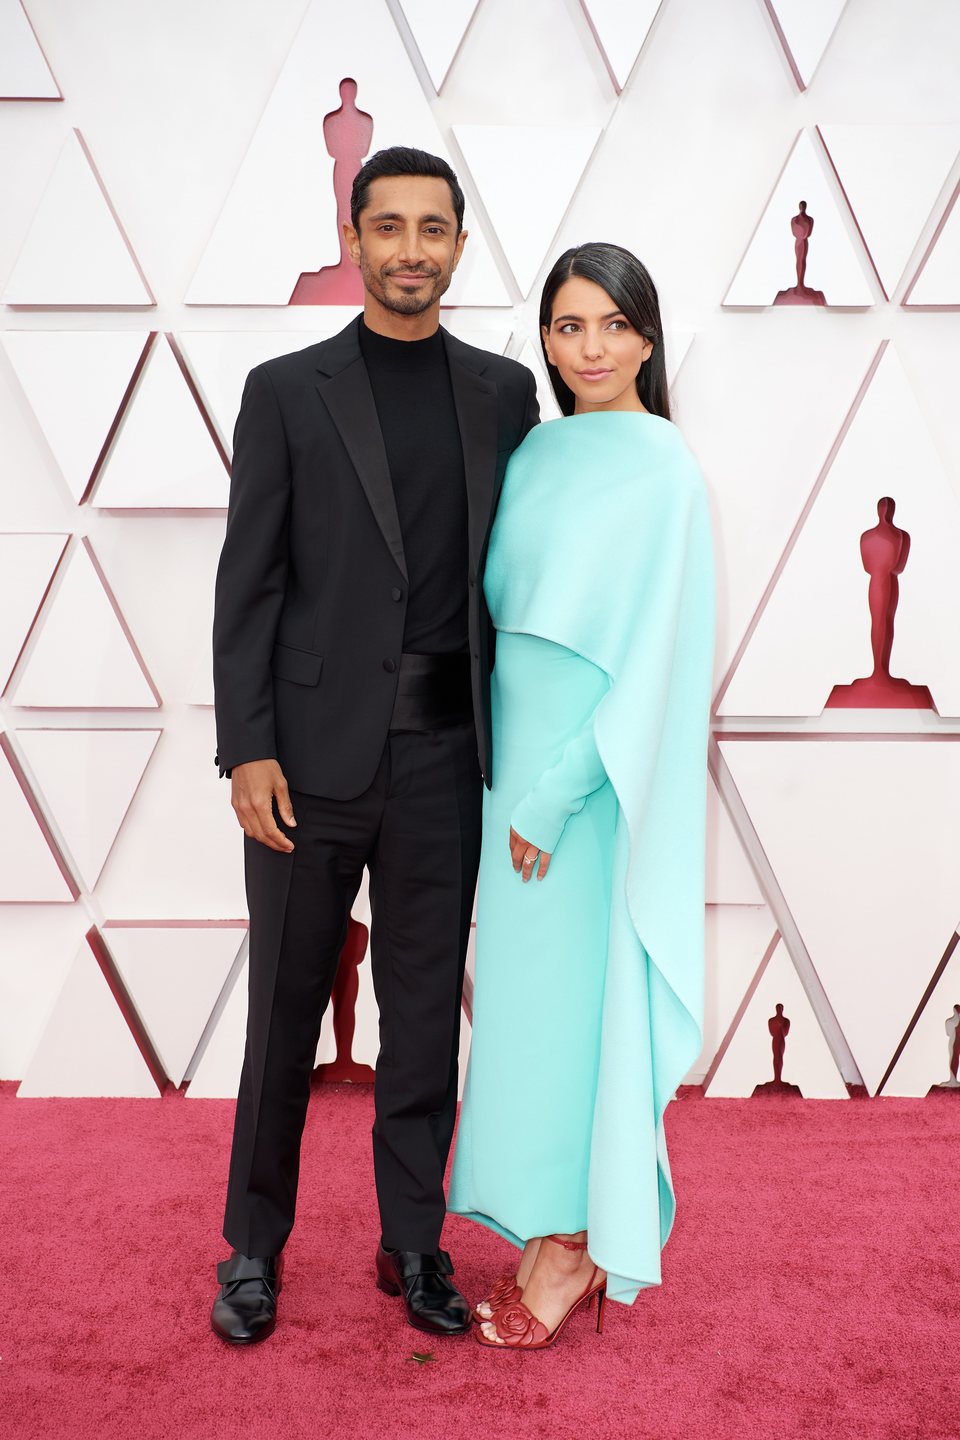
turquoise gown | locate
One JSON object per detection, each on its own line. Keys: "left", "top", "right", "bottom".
{"left": 448, "top": 411, "right": 715, "bottom": 1305}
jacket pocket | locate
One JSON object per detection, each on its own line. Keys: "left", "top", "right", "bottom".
{"left": 270, "top": 641, "right": 323, "bottom": 686}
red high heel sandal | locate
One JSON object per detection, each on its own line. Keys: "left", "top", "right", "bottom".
{"left": 475, "top": 1235, "right": 606, "bottom": 1351}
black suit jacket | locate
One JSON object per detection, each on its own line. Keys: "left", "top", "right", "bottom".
{"left": 212, "top": 316, "right": 540, "bottom": 799}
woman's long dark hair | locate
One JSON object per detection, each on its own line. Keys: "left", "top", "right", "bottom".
{"left": 539, "top": 243, "right": 670, "bottom": 420}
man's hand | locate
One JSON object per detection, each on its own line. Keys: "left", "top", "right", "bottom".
{"left": 231, "top": 759, "right": 297, "bottom": 853}
{"left": 509, "top": 826, "right": 551, "bottom": 882}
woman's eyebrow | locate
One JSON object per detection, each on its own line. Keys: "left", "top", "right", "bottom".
{"left": 552, "top": 311, "right": 626, "bottom": 323}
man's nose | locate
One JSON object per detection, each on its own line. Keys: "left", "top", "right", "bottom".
{"left": 397, "top": 227, "right": 426, "bottom": 265}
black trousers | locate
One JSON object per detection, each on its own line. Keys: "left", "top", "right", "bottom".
{"left": 222, "top": 722, "right": 482, "bottom": 1258}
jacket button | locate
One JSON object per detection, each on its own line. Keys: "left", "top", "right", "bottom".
{"left": 383, "top": 658, "right": 397, "bottom": 673}
{"left": 391, "top": 587, "right": 402, "bottom": 601}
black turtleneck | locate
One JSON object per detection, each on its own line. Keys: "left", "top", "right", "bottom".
{"left": 358, "top": 317, "right": 469, "bottom": 655}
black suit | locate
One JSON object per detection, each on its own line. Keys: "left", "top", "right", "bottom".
{"left": 213, "top": 317, "right": 538, "bottom": 796}
{"left": 212, "top": 316, "right": 538, "bottom": 1257}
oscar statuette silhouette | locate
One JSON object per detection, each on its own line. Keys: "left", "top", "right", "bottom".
{"left": 773, "top": 200, "right": 827, "bottom": 306}
{"left": 314, "top": 915, "right": 375, "bottom": 1084}
{"left": 933, "top": 1004, "right": 960, "bottom": 1091}
{"left": 753, "top": 1003, "right": 801, "bottom": 1096}
{"left": 826, "top": 497, "right": 934, "bottom": 710}
{"left": 289, "top": 77, "right": 373, "bottom": 305}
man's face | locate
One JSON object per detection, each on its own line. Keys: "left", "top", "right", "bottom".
{"left": 345, "top": 174, "right": 467, "bottom": 316}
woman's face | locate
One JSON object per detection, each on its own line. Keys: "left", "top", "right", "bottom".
{"left": 541, "top": 275, "right": 653, "bottom": 414}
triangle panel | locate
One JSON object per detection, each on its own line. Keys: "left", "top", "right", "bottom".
{"left": 2, "top": 130, "right": 153, "bottom": 307}
{"left": 0, "top": 331, "right": 148, "bottom": 503}
{"left": 516, "top": 338, "right": 561, "bottom": 421}
{"left": 818, "top": 124, "right": 960, "bottom": 299}
{"left": 91, "top": 517, "right": 225, "bottom": 706}
{"left": 706, "top": 774, "right": 764, "bottom": 905}
{"left": 0, "top": 0, "right": 59, "bottom": 98}
{"left": 905, "top": 184, "right": 960, "bottom": 307}
{"left": 0, "top": 745, "right": 74, "bottom": 901}
{"left": 106, "top": 925, "right": 246, "bottom": 1087}
{"left": 17, "top": 729, "right": 159, "bottom": 890}
{"left": 894, "top": 332, "right": 960, "bottom": 504}
{"left": 724, "top": 130, "right": 875, "bottom": 307}
{"left": 764, "top": 0, "right": 848, "bottom": 90}
{"left": 439, "top": 313, "right": 512, "bottom": 359}
{"left": 0, "top": 903, "right": 88, "bottom": 1080}
{"left": 687, "top": 906, "right": 777, "bottom": 1083}
{"left": 91, "top": 335, "right": 228, "bottom": 508}
{"left": 719, "top": 737, "right": 960, "bottom": 1095}
{"left": 0, "top": 532, "right": 67, "bottom": 692}
{"left": 720, "top": 345, "right": 960, "bottom": 717}
{"left": 663, "top": 330, "right": 694, "bottom": 389}
{"left": 673, "top": 322, "right": 877, "bottom": 688}
{"left": 94, "top": 708, "right": 246, "bottom": 920}
{"left": 706, "top": 937, "right": 849, "bottom": 1097}
{"left": 883, "top": 938, "right": 960, "bottom": 1096}
{"left": 177, "top": 324, "right": 354, "bottom": 455}
{"left": 447, "top": 221, "right": 513, "bottom": 308}
{"left": 8, "top": 540, "right": 159, "bottom": 709}
{"left": 580, "top": 0, "right": 661, "bottom": 91}
{"left": 454, "top": 124, "right": 602, "bottom": 296}
{"left": 185, "top": 956, "right": 248, "bottom": 1097}
{"left": 17, "top": 938, "right": 159, "bottom": 1096}
{"left": 398, "top": 0, "right": 480, "bottom": 91}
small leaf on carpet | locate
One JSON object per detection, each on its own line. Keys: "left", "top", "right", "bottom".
{"left": 407, "top": 1351, "right": 436, "bottom": 1365}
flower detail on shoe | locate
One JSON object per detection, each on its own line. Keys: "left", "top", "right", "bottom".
{"left": 491, "top": 1301, "right": 549, "bottom": 1347}
{"left": 475, "top": 1272, "right": 521, "bottom": 1320}
{"left": 489, "top": 1274, "right": 520, "bottom": 1307}
{"left": 474, "top": 1278, "right": 526, "bottom": 1319}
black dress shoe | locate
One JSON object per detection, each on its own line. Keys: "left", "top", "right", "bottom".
{"left": 211, "top": 1250, "right": 284, "bottom": 1345}
{"left": 375, "top": 1243, "right": 471, "bottom": 1336}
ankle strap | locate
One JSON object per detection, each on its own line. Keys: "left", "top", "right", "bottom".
{"left": 545, "top": 1234, "right": 588, "bottom": 1251}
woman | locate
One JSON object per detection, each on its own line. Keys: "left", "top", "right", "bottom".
{"left": 447, "top": 243, "right": 715, "bottom": 1350}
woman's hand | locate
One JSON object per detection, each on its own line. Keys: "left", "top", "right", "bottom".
{"left": 509, "top": 826, "right": 551, "bottom": 882}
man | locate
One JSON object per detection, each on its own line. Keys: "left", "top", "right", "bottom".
{"left": 209, "top": 146, "right": 539, "bottom": 1344}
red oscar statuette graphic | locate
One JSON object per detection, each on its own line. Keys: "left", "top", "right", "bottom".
{"left": 289, "top": 77, "right": 373, "bottom": 305}
{"left": 314, "top": 915, "right": 375, "bottom": 1083}
{"left": 753, "top": 1003, "right": 802, "bottom": 1096}
{"left": 826, "top": 497, "right": 934, "bottom": 710}
{"left": 933, "top": 1004, "right": 960, "bottom": 1092}
{"left": 773, "top": 200, "right": 826, "bottom": 307}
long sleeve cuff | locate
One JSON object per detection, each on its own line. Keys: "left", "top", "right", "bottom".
{"left": 510, "top": 792, "right": 567, "bottom": 855}
{"left": 509, "top": 711, "right": 609, "bottom": 855}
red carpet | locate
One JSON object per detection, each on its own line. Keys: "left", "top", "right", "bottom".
{"left": 3, "top": 1081, "right": 957, "bottom": 1440}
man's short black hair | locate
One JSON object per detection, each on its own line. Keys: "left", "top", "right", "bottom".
{"left": 350, "top": 146, "right": 465, "bottom": 234}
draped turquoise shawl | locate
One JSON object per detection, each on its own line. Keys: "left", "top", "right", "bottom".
{"left": 484, "top": 410, "right": 715, "bottom": 1302}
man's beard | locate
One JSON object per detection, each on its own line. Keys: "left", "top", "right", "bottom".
{"left": 360, "top": 255, "right": 453, "bottom": 315}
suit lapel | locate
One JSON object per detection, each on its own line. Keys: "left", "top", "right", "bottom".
{"left": 314, "top": 319, "right": 500, "bottom": 586}
{"left": 443, "top": 330, "right": 499, "bottom": 579}
{"left": 316, "top": 320, "right": 407, "bottom": 582}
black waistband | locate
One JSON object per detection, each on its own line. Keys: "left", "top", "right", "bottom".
{"left": 389, "top": 651, "right": 473, "bottom": 731}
